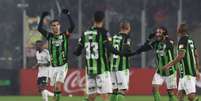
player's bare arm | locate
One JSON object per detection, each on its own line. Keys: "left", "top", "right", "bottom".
{"left": 163, "top": 50, "right": 185, "bottom": 71}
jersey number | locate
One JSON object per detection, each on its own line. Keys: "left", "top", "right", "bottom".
{"left": 85, "top": 42, "right": 99, "bottom": 59}
{"left": 113, "top": 44, "right": 120, "bottom": 58}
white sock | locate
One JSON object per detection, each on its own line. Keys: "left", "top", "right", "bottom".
{"left": 41, "top": 90, "right": 48, "bottom": 101}
{"left": 44, "top": 89, "right": 54, "bottom": 97}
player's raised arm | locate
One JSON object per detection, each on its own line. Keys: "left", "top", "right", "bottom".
{"left": 62, "top": 9, "right": 75, "bottom": 35}
{"left": 38, "top": 12, "right": 50, "bottom": 38}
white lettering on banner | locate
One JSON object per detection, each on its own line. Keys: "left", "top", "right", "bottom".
{"left": 63, "top": 69, "right": 134, "bottom": 93}
{"left": 64, "top": 70, "right": 86, "bottom": 93}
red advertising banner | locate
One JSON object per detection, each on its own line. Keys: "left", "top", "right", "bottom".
{"left": 20, "top": 68, "right": 167, "bottom": 95}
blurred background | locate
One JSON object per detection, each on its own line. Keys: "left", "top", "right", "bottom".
{"left": 0, "top": 0, "right": 201, "bottom": 96}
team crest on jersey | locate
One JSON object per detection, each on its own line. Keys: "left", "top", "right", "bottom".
{"left": 179, "top": 44, "right": 184, "bottom": 49}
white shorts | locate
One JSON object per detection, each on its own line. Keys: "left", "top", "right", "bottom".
{"left": 178, "top": 75, "right": 196, "bottom": 95}
{"left": 49, "top": 63, "right": 68, "bottom": 86}
{"left": 86, "top": 71, "right": 113, "bottom": 95}
{"left": 37, "top": 66, "right": 50, "bottom": 78}
{"left": 111, "top": 69, "right": 129, "bottom": 90}
{"left": 152, "top": 72, "right": 177, "bottom": 89}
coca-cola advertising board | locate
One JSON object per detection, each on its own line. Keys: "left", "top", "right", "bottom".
{"left": 20, "top": 68, "right": 168, "bottom": 95}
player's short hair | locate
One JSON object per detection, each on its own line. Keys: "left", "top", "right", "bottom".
{"left": 94, "top": 11, "right": 105, "bottom": 22}
{"left": 120, "top": 21, "right": 131, "bottom": 30}
{"left": 50, "top": 19, "right": 60, "bottom": 25}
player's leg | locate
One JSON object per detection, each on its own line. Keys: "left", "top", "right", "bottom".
{"left": 98, "top": 72, "right": 113, "bottom": 101}
{"left": 165, "top": 73, "right": 178, "bottom": 101}
{"left": 116, "top": 70, "right": 129, "bottom": 101}
{"left": 88, "top": 93, "right": 97, "bottom": 101}
{"left": 85, "top": 75, "right": 98, "bottom": 101}
{"left": 152, "top": 73, "right": 164, "bottom": 101}
{"left": 188, "top": 93, "right": 199, "bottom": 101}
{"left": 167, "top": 89, "right": 178, "bottom": 101}
{"left": 184, "top": 76, "right": 199, "bottom": 101}
{"left": 53, "top": 81, "right": 62, "bottom": 101}
{"left": 116, "top": 90, "right": 126, "bottom": 101}
{"left": 110, "top": 71, "right": 118, "bottom": 101}
{"left": 101, "top": 94, "right": 110, "bottom": 101}
{"left": 110, "top": 89, "right": 118, "bottom": 101}
{"left": 82, "top": 69, "right": 89, "bottom": 101}
{"left": 178, "top": 77, "right": 185, "bottom": 101}
{"left": 178, "top": 90, "right": 185, "bottom": 101}
{"left": 46, "top": 67, "right": 54, "bottom": 97}
{"left": 152, "top": 84, "right": 160, "bottom": 101}
{"left": 37, "top": 77, "right": 50, "bottom": 101}
{"left": 53, "top": 64, "right": 68, "bottom": 101}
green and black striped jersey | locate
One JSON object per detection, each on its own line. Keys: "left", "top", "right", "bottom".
{"left": 110, "top": 33, "right": 131, "bottom": 71}
{"left": 38, "top": 14, "right": 74, "bottom": 67}
{"left": 47, "top": 33, "right": 69, "bottom": 67}
{"left": 178, "top": 35, "right": 197, "bottom": 78}
{"left": 78, "top": 27, "right": 111, "bottom": 75}
{"left": 151, "top": 38, "right": 176, "bottom": 76}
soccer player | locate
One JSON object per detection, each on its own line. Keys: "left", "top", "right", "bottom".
{"left": 38, "top": 9, "right": 74, "bottom": 101}
{"left": 34, "top": 40, "right": 54, "bottom": 101}
{"left": 110, "top": 21, "right": 132, "bottom": 101}
{"left": 73, "top": 11, "right": 123, "bottom": 101}
{"left": 163, "top": 24, "right": 200, "bottom": 101}
{"left": 134, "top": 27, "right": 178, "bottom": 101}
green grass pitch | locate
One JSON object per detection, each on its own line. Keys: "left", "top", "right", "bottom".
{"left": 0, "top": 96, "right": 196, "bottom": 101}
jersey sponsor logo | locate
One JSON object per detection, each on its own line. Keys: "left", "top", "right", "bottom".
{"left": 84, "top": 31, "right": 97, "bottom": 35}
{"left": 52, "top": 39, "right": 63, "bottom": 46}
